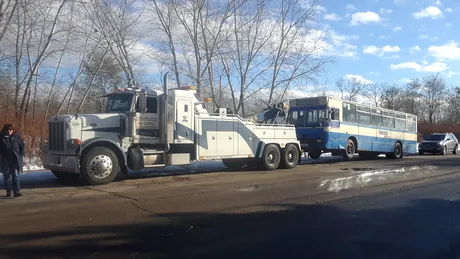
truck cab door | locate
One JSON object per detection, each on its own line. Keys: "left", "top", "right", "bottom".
{"left": 175, "top": 99, "right": 194, "bottom": 143}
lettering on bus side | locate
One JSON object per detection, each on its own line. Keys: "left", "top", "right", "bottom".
{"left": 378, "top": 130, "right": 389, "bottom": 136}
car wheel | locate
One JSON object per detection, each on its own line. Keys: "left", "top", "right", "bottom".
{"left": 454, "top": 145, "right": 458, "bottom": 154}
{"left": 441, "top": 145, "right": 447, "bottom": 155}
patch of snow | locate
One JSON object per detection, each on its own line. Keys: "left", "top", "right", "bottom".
{"left": 23, "top": 157, "right": 44, "bottom": 172}
{"left": 319, "top": 165, "right": 438, "bottom": 192}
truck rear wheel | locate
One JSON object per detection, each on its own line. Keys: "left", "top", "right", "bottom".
{"left": 81, "top": 147, "right": 119, "bottom": 185}
{"left": 281, "top": 144, "right": 299, "bottom": 169}
{"left": 262, "top": 144, "right": 280, "bottom": 170}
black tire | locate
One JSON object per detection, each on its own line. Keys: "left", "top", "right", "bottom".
{"left": 342, "top": 139, "right": 355, "bottom": 161}
{"left": 222, "top": 159, "right": 247, "bottom": 169}
{"left": 308, "top": 150, "right": 322, "bottom": 159}
{"left": 281, "top": 144, "right": 299, "bottom": 169}
{"left": 387, "top": 142, "right": 403, "bottom": 159}
{"left": 51, "top": 171, "right": 79, "bottom": 181}
{"left": 441, "top": 145, "right": 447, "bottom": 155}
{"left": 81, "top": 147, "right": 119, "bottom": 185}
{"left": 454, "top": 145, "right": 458, "bottom": 154}
{"left": 262, "top": 144, "right": 281, "bottom": 170}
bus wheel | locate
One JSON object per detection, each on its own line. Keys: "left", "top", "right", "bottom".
{"left": 342, "top": 139, "right": 355, "bottom": 160}
{"left": 281, "top": 144, "right": 299, "bottom": 169}
{"left": 387, "top": 142, "right": 403, "bottom": 159}
{"left": 308, "top": 150, "right": 321, "bottom": 159}
{"left": 262, "top": 144, "right": 281, "bottom": 170}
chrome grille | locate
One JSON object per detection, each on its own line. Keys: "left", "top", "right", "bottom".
{"left": 48, "top": 121, "right": 66, "bottom": 152}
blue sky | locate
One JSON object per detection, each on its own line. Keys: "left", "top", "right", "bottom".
{"left": 318, "top": 0, "right": 460, "bottom": 86}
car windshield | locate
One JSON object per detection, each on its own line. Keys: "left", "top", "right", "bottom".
{"left": 105, "top": 93, "right": 133, "bottom": 112}
{"left": 423, "top": 134, "right": 445, "bottom": 141}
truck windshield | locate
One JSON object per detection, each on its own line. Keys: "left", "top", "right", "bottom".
{"left": 254, "top": 108, "right": 285, "bottom": 124}
{"left": 105, "top": 94, "right": 133, "bottom": 112}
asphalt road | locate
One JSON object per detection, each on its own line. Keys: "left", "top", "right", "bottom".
{"left": 1, "top": 154, "right": 460, "bottom": 259}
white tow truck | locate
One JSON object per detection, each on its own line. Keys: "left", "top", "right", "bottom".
{"left": 43, "top": 73, "right": 302, "bottom": 185}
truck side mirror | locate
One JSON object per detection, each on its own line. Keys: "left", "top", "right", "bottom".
{"left": 138, "top": 89, "right": 147, "bottom": 113}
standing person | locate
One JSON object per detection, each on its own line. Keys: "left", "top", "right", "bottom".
{"left": 0, "top": 124, "right": 25, "bottom": 198}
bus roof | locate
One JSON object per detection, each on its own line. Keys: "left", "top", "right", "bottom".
{"left": 288, "top": 95, "right": 417, "bottom": 118}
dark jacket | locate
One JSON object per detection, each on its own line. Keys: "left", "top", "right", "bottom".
{"left": 0, "top": 133, "right": 25, "bottom": 174}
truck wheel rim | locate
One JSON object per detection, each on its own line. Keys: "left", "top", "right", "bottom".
{"left": 286, "top": 149, "right": 295, "bottom": 164}
{"left": 89, "top": 155, "right": 113, "bottom": 179}
{"left": 267, "top": 151, "right": 276, "bottom": 165}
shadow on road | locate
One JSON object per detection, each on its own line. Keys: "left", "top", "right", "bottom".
{"left": 1, "top": 198, "right": 459, "bottom": 259}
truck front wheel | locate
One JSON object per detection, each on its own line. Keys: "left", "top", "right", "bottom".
{"left": 81, "top": 147, "right": 119, "bottom": 185}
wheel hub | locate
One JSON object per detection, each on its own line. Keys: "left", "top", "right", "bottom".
{"left": 89, "top": 155, "right": 113, "bottom": 179}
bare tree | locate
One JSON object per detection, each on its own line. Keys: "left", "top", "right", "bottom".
{"left": 364, "top": 81, "right": 391, "bottom": 107}
{"left": 218, "top": 0, "right": 274, "bottom": 115}
{"left": 0, "top": 0, "right": 17, "bottom": 42}
{"left": 335, "top": 77, "right": 367, "bottom": 101}
{"left": 147, "top": 0, "right": 182, "bottom": 88}
{"left": 267, "top": 0, "right": 332, "bottom": 105}
{"left": 89, "top": 0, "right": 142, "bottom": 88}
{"left": 381, "top": 84, "right": 403, "bottom": 110}
{"left": 421, "top": 74, "right": 446, "bottom": 123}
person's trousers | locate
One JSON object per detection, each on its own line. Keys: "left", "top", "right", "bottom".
{"left": 3, "top": 164, "right": 20, "bottom": 194}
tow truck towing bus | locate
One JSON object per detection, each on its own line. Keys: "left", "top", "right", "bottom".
{"left": 43, "top": 73, "right": 302, "bottom": 185}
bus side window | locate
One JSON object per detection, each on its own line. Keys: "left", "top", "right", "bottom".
{"left": 343, "top": 102, "right": 356, "bottom": 123}
{"left": 330, "top": 108, "right": 339, "bottom": 121}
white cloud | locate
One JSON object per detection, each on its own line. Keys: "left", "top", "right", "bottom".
{"left": 324, "top": 13, "right": 342, "bottom": 21}
{"left": 418, "top": 34, "right": 439, "bottom": 41}
{"left": 380, "top": 8, "right": 393, "bottom": 14}
{"left": 379, "top": 35, "right": 390, "bottom": 39}
{"left": 393, "top": 26, "right": 402, "bottom": 31}
{"left": 393, "top": 0, "right": 407, "bottom": 5}
{"left": 344, "top": 74, "right": 373, "bottom": 84}
{"left": 382, "top": 45, "right": 400, "bottom": 52}
{"left": 412, "top": 6, "right": 443, "bottom": 19}
{"left": 350, "top": 12, "right": 381, "bottom": 25}
{"left": 363, "top": 46, "right": 380, "bottom": 55}
{"left": 435, "top": 0, "right": 442, "bottom": 6}
{"left": 369, "top": 72, "right": 381, "bottom": 75}
{"left": 409, "top": 45, "right": 422, "bottom": 54}
{"left": 362, "top": 45, "right": 400, "bottom": 56}
{"left": 389, "top": 61, "right": 448, "bottom": 72}
{"left": 447, "top": 71, "right": 456, "bottom": 78}
{"left": 324, "top": 30, "right": 360, "bottom": 59}
{"left": 346, "top": 4, "right": 356, "bottom": 11}
{"left": 445, "top": 8, "right": 453, "bottom": 12}
{"left": 399, "top": 78, "right": 411, "bottom": 83}
{"left": 428, "top": 41, "right": 460, "bottom": 60}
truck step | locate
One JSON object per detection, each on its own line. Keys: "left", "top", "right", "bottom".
{"left": 144, "top": 164, "right": 166, "bottom": 168}
{"left": 143, "top": 150, "right": 165, "bottom": 155}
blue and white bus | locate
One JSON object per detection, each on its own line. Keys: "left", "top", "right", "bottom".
{"left": 287, "top": 96, "right": 417, "bottom": 160}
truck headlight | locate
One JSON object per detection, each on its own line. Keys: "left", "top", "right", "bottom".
{"left": 68, "top": 139, "right": 81, "bottom": 146}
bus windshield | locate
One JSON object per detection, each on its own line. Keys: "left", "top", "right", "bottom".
{"left": 288, "top": 106, "right": 326, "bottom": 127}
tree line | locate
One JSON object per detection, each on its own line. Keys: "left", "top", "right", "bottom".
{"left": 0, "top": 0, "right": 456, "bottom": 157}
{"left": 332, "top": 73, "right": 455, "bottom": 125}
